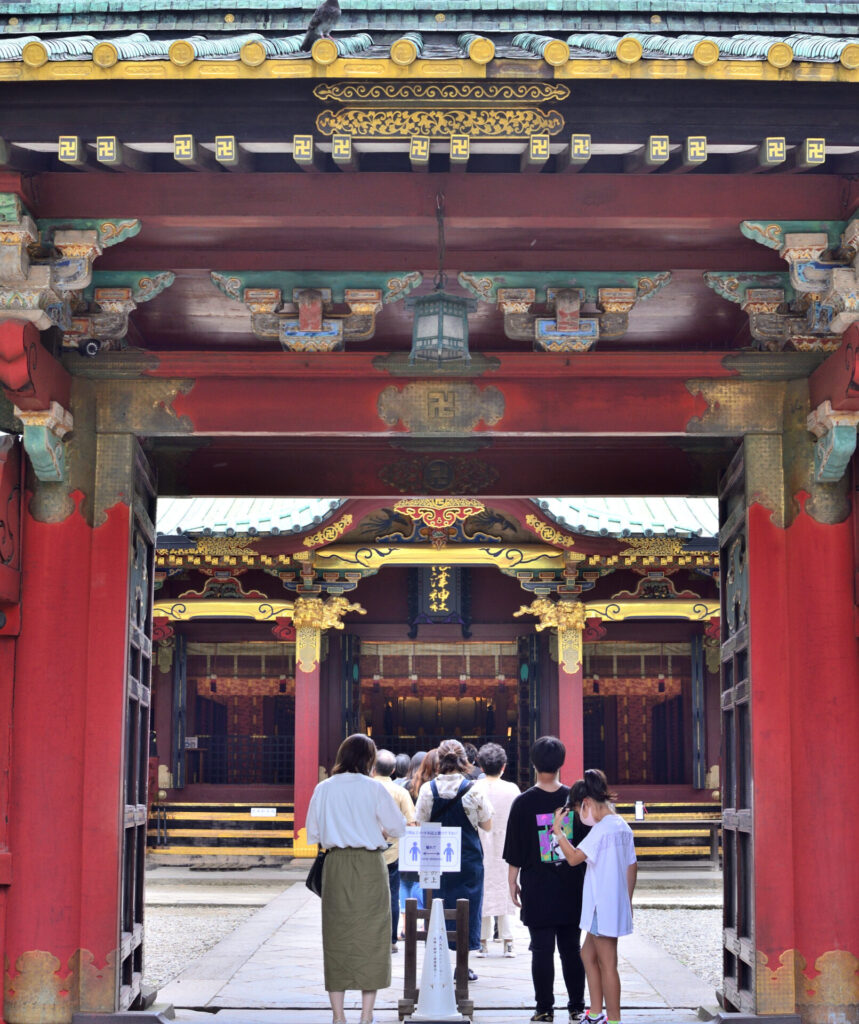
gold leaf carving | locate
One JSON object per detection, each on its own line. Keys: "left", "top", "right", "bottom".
{"left": 525, "top": 513, "right": 577, "bottom": 549}
{"left": 302, "top": 514, "right": 353, "bottom": 548}
{"left": 313, "top": 82, "right": 569, "bottom": 104}
{"left": 316, "top": 108, "right": 564, "bottom": 139}
{"left": 378, "top": 381, "right": 505, "bottom": 433}
{"left": 514, "top": 597, "right": 587, "bottom": 632}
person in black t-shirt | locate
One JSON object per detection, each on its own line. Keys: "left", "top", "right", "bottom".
{"left": 503, "top": 736, "right": 590, "bottom": 1024}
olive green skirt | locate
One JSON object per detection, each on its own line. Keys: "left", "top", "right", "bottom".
{"left": 321, "top": 847, "right": 391, "bottom": 992}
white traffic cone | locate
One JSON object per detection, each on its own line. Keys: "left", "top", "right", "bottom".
{"left": 408, "top": 898, "right": 469, "bottom": 1022}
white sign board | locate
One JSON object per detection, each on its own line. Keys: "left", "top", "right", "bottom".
{"left": 418, "top": 822, "right": 441, "bottom": 889}
{"left": 400, "top": 824, "right": 461, "bottom": 877}
{"left": 250, "top": 807, "right": 277, "bottom": 818}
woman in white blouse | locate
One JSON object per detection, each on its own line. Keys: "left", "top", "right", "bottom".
{"left": 307, "top": 734, "right": 407, "bottom": 1024}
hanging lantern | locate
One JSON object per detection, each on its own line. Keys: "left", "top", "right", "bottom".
{"left": 408, "top": 190, "right": 475, "bottom": 364}
{"left": 408, "top": 288, "right": 475, "bottom": 364}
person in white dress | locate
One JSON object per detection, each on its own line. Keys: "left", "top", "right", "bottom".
{"left": 473, "top": 742, "right": 521, "bottom": 957}
{"left": 552, "top": 769, "right": 637, "bottom": 1024}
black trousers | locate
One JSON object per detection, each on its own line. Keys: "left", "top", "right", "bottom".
{"left": 528, "top": 922, "right": 586, "bottom": 1014}
{"left": 387, "top": 862, "right": 400, "bottom": 943}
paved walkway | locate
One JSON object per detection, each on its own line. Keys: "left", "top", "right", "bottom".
{"left": 159, "top": 881, "right": 718, "bottom": 1024}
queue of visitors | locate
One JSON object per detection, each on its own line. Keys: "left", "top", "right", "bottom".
{"left": 307, "top": 734, "right": 636, "bottom": 1024}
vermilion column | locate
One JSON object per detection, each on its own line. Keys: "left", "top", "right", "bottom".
{"left": 292, "top": 610, "right": 322, "bottom": 854}
{"left": 746, "top": 492, "right": 859, "bottom": 1023}
{"left": 557, "top": 621, "right": 585, "bottom": 779}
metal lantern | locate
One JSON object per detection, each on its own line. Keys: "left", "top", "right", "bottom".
{"left": 408, "top": 288, "right": 475, "bottom": 364}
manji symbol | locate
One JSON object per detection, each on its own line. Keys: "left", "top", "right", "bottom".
{"left": 450, "top": 135, "right": 470, "bottom": 162}
{"left": 571, "top": 134, "right": 591, "bottom": 159}
{"left": 293, "top": 135, "right": 314, "bottom": 162}
{"left": 58, "top": 135, "right": 82, "bottom": 163}
{"left": 530, "top": 135, "right": 550, "bottom": 162}
{"left": 96, "top": 136, "right": 118, "bottom": 163}
{"left": 803, "top": 138, "right": 826, "bottom": 165}
{"left": 427, "top": 390, "right": 457, "bottom": 420}
{"left": 173, "top": 134, "right": 195, "bottom": 160}
{"left": 686, "top": 136, "right": 707, "bottom": 162}
{"left": 215, "top": 136, "right": 237, "bottom": 163}
{"left": 410, "top": 136, "right": 430, "bottom": 163}
{"left": 764, "top": 137, "right": 786, "bottom": 164}
{"left": 332, "top": 135, "right": 352, "bottom": 160}
{"left": 648, "top": 135, "right": 670, "bottom": 163}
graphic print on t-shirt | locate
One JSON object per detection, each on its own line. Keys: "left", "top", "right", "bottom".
{"left": 536, "top": 811, "right": 573, "bottom": 863}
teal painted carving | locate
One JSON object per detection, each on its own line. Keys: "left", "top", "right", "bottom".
{"left": 12, "top": 403, "right": 73, "bottom": 483}
{"left": 807, "top": 400, "right": 859, "bottom": 483}
{"left": 64, "top": 271, "right": 176, "bottom": 355}
{"left": 37, "top": 218, "right": 141, "bottom": 250}
{"left": 458, "top": 271, "right": 670, "bottom": 305}
{"left": 212, "top": 271, "right": 422, "bottom": 349}
{"left": 704, "top": 272, "right": 795, "bottom": 305}
{"left": 740, "top": 220, "right": 845, "bottom": 252}
{"left": 0, "top": 193, "right": 31, "bottom": 224}
{"left": 460, "top": 272, "right": 669, "bottom": 347}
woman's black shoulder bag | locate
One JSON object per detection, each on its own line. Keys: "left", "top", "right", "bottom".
{"left": 305, "top": 848, "right": 327, "bottom": 897}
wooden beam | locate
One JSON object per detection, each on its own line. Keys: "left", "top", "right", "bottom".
{"left": 624, "top": 136, "right": 671, "bottom": 174}
{"left": 57, "top": 135, "right": 100, "bottom": 171}
{"left": 555, "top": 134, "right": 591, "bottom": 174}
{"left": 409, "top": 136, "right": 430, "bottom": 173}
{"left": 172, "top": 134, "right": 222, "bottom": 172}
{"left": 449, "top": 135, "right": 470, "bottom": 173}
{"left": 292, "top": 134, "right": 325, "bottom": 173}
{"left": 0, "top": 140, "right": 49, "bottom": 174}
{"left": 781, "top": 137, "right": 827, "bottom": 175}
{"left": 520, "top": 135, "right": 550, "bottom": 174}
{"left": 331, "top": 134, "right": 359, "bottom": 172}
{"left": 213, "top": 136, "right": 254, "bottom": 173}
{"left": 94, "top": 136, "right": 153, "bottom": 173}
{"left": 661, "top": 136, "right": 708, "bottom": 175}
{"left": 728, "top": 138, "right": 786, "bottom": 174}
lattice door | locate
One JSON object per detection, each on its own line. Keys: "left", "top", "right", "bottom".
{"left": 517, "top": 634, "right": 540, "bottom": 788}
{"left": 342, "top": 633, "right": 361, "bottom": 737}
{"left": 120, "top": 444, "right": 157, "bottom": 1010}
{"left": 718, "top": 445, "right": 755, "bottom": 1012}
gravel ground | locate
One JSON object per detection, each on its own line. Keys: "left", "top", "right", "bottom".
{"left": 143, "top": 906, "right": 256, "bottom": 990}
{"left": 634, "top": 908, "right": 723, "bottom": 989}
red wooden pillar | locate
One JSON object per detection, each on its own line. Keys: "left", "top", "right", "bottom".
{"left": 4, "top": 431, "right": 138, "bottom": 1022}
{"left": 746, "top": 495, "right": 859, "bottom": 1022}
{"left": 292, "top": 606, "right": 322, "bottom": 854}
{"left": 557, "top": 652, "right": 584, "bottom": 780}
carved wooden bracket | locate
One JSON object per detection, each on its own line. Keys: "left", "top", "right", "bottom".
{"left": 12, "top": 400, "right": 73, "bottom": 482}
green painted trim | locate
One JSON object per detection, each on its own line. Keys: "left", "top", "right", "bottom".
{"left": 86, "top": 271, "right": 176, "bottom": 303}
{"left": 457, "top": 271, "right": 672, "bottom": 304}
{"left": 703, "top": 271, "right": 795, "bottom": 304}
{"left": 0, "top": 193, "right": 31, "bottom": 224}
{"left": 741, "top": 220, "right": 846, "bottom": 252}
{"left": 211, "top": 271, "right": 423, "bottom": 305}
{"left": 37, "top": 218, "right": 141, "bottom": 249}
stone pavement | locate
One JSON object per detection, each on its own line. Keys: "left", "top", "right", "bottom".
{"left": 158, "top": 879, "right": 718, "bottom": 1024}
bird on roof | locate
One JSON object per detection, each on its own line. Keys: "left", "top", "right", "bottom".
{"left": 302, "top": 0, "right": 341, "bottom": 51}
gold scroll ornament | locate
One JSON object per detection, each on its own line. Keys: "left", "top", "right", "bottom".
{"left": 515, "top": 598, "right": 587, "bottom": 673}
{"left": 291, "top": 595, "right": 366, "bottom": 673}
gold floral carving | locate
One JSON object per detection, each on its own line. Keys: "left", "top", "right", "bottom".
{"left": 515, "top": 598, "right": 587, "bottom": 673}
{"left": 193, "top": 535, "right": 254, "bottom": 556}
{"left": 302, "top": 514, "right": 354, "bottom": 548}
{"left": 313, "top": 82, "right": 570, "bottom": 104}
{"left": 292, "top": 595, "right": 366, "bottom": 673}
{"left": 619, "top": 537, "right": 684, "bottom": 557}
{"left": 316, "top": 108, "right": 564, "bottom": 139}
{"left": 525, "top": 514, "right": 577, "bottom": 549}
{"left": 756, "top": 948, "right": 859, "bottom": 1019}
{"left": 393, "top": 497, "right": 484, "bottom": 529}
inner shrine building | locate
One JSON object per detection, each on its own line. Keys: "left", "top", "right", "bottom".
{"left": 0, "top": 0, "right": 857, "bottom": 1022}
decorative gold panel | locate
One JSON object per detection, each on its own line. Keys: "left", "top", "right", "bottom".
{"left": 317, "top": 107, "right": 564, "bottom": 139}
{"left": 313, "top": 82, "right": 569, "bottom": 104}
{"left": 378, "top": 381, "right": 504, "bottom": 433}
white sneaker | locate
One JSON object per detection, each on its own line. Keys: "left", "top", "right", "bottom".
{"left": 476, "top": 941, "right": 488, "bottom": 957}
{"left": 504, "top": 940, "right": 515, "bottom": 957}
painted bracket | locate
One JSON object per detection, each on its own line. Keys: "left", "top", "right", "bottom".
{"left": 12, "top": 401, "right": 73, "bottom": 482}
{"left": 807, "top": 399, "right": 859, "bottom": 482}
{"left": 63, "top": 271, "right": 176, "bottom": 356}
{"left": 704, "top": 271, "right": 843, "bottom": 352}
{"left": 211, "top": 271, "right": 422, "bottom": 351}
{"left": 0, "top": 192, "right": 141, "bottom": 332}
{"left": 732, "top": 216, "right": 859, "bottom": 347}
{"left": 457, "top": 271, "right": 669, "bottom": 351}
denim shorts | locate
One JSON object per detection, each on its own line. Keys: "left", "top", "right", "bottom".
{"left": 589, "top": 909, "right": 602, "bottom": 937}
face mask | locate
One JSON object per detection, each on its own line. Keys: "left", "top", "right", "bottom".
{"left": 579, "top": 802, "right": 597, "bottom": 828}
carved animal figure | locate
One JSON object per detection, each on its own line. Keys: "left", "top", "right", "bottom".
{"left": 302, "top": 0, "right": 341, "bottom": 50}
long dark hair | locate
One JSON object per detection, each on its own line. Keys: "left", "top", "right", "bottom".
{"left": 567, "top": 767, "right": 618, "bottom": 808}
{"left": 409, "top": 747, "right": 439, "bottom": 800}
{"left": 332, "top": 733, "right": 377, "bottom": 776}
